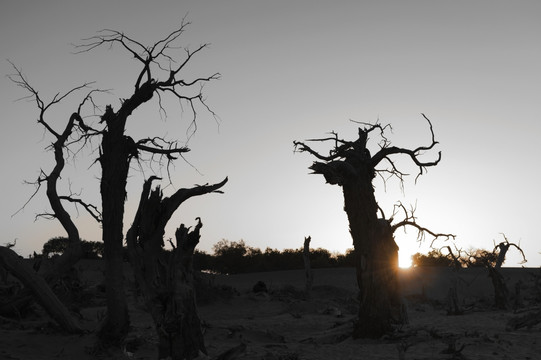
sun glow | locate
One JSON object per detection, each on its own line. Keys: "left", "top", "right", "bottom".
{"left": 399, "top": 250, "right": 413, "bottom": 268}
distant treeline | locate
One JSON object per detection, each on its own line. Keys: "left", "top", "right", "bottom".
{"left": 37, "top": 237, "right": 356, "bottom": 273}
{"left": 193, "top": 239, "right": 356, "bottom": 274}
{"left": 38, "top": 237, "right": 500, "bottom": 274}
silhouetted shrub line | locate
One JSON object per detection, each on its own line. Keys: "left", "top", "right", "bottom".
{"left": 411, "top": 248, "right": 500, "bottom": 268}
{"left": 38, "top": 237, "right": 510, "bottom": 274}
{"left": 194, "top": 239, "right": 356, "bottom": 274}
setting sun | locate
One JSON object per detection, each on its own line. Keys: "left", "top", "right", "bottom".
{"left": 399, "top": 250, "right": 413, "bottom": 268}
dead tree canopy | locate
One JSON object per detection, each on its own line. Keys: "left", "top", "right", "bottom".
{"left": 294, "top": 114, "right": 452, "bottom": 338}
{"left": 294, "top": 114, "right": 441, "bottom": 188}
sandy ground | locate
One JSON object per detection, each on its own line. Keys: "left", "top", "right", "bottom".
{"left": 1, "top": 263, "right": 540, "bottom": 360}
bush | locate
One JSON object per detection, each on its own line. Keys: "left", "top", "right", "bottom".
{"left": 335, "top": 248, "right": 356, "bottom": 267}
{"left": 411, "top": 249, "right": 455, "bottom": 267}
{"left": 411, "top": 248, "right": 501, "bottom": 268}
{"left": 42, "top": 236, "right": 104, "bottom": 259}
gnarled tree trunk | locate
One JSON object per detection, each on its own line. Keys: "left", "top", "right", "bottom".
{"left": 294, "top": 116, "right": 447, "bottom": 338}
{"left": 343, "top": 179, "right": 401, "bottom": 337}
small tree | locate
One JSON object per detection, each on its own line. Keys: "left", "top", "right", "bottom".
{"left": 467, "top": 234, "right": 527, "bottom": 309}
{"left": 294, "top": 115, "right": 453, "bottom": 338}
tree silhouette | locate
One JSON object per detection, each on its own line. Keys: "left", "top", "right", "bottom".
{"left": 467, "top": 234, "right": 527, "bottom": 309}
{"left": 294, "top": 115, "right": 454, "bottom": 338}
{"left": 7, "top": 20, "right": 221, "bottom": 347}
{"left": 4, "top": 65, "right": 100, "bottom": 332}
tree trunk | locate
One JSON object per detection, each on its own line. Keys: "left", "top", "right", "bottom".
{"left": 127, "top": 197, "right": 207, "bottom": 359}
{"left": 154, "top": 224, "right": 207, "bottom": 360}
{"left": 98, "top": 107, "right": 131, "bottom": 344}
{"left": 488, "top": 267, "right": 509, "bottom": 310}
{"left": 343, "top": 181, "right": 401, "bottom": 338}
{"left": 303, "top": 236, "right": 313, "bottom": 293}
{"left": 0, "top": 246, "right": 83, "bottom": 333}
{"left": 489, "top": 243, "right": 511, "bottom": 310}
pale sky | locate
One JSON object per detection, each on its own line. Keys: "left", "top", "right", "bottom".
{"left": 1, "top": 0, "right": 540, "bottom": 267}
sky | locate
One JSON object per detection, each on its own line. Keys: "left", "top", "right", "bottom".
{"left": 1, "top": 0, "right": 540, "bottom": 268}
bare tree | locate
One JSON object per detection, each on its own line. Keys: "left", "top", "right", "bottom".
{"left": 294, "top": 115, "right": 453, "bottom": 338}
{"left": 469, "top": 234, "right": 527, "bottom": 310}
{"left": 3, "top": 66, "right": 102, "bottom": 331}
{"left": 7, "top": 21, "right": 221, "bottom": 346}
{"left": 439, "top": 245, "right": 466, "bottom": 315}
{"left": 73, "top": 23, "right": 220, "bottom": 344}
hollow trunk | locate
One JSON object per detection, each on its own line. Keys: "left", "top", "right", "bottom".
{"left": 343, "top": 180, "right": 401, "bottom": 338}
{"left": 155, "top": 226, "right": 206, "bottom": 360}
{"left": 126, "top": 180, "right": 226, "bottom": 359}
{"left": 128, "top": 217, "right": 207, "bottom": 359}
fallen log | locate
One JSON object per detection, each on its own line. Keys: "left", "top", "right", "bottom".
{"left": 0, "top": 246, "right": 83, "bottom": 333}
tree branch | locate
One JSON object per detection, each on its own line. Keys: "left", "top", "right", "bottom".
{"left": 76, "top": 22, "right": 219, "bottom": 142}
{"left": 371, "top": 114, "right": 440, "bottom": 182}
{"left": 58, "top": 196, "right": 102, "bottom": 223}
{"left": 293, "top": 140, "right": 341, "bottom": 162}
{"left": 390, "top": 202, "right": 455, "bottom": 246}
{"left": 136, "top": 141, "right": 190, "bottom": 159}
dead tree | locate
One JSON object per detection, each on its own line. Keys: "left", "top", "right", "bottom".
{"left": 303, "top": 236, "right": 314, "bottom": 293}
{"left": 126, "top": 176, "right": 227, "bottom": 360}
{"left": 9, "top": 21, "right": 220, "bottom": 345}
{"left": 485, "top": 235, "right": 526, "bottom": 310}
{"left": 440, "top": 245, "right": 465, "bottom": 315}
{"left": 4, "top": 67, "right": 103, "bottom": 331}
{"left": 74, "top": 23, "right": 220, "bottom": 344}
{"left": 294, "top": 115, "right": 453, "bottom": 338}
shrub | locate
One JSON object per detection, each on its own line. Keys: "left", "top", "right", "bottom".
{"left": 42, "top": 236, "right": 104, "bottom": 259}
{"left": 411, "top": 249, "right": 455, "bottom": 267}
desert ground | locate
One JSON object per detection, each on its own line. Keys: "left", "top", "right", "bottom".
{"left": 1, "top": 262, "right": 540, "bottom": 360}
